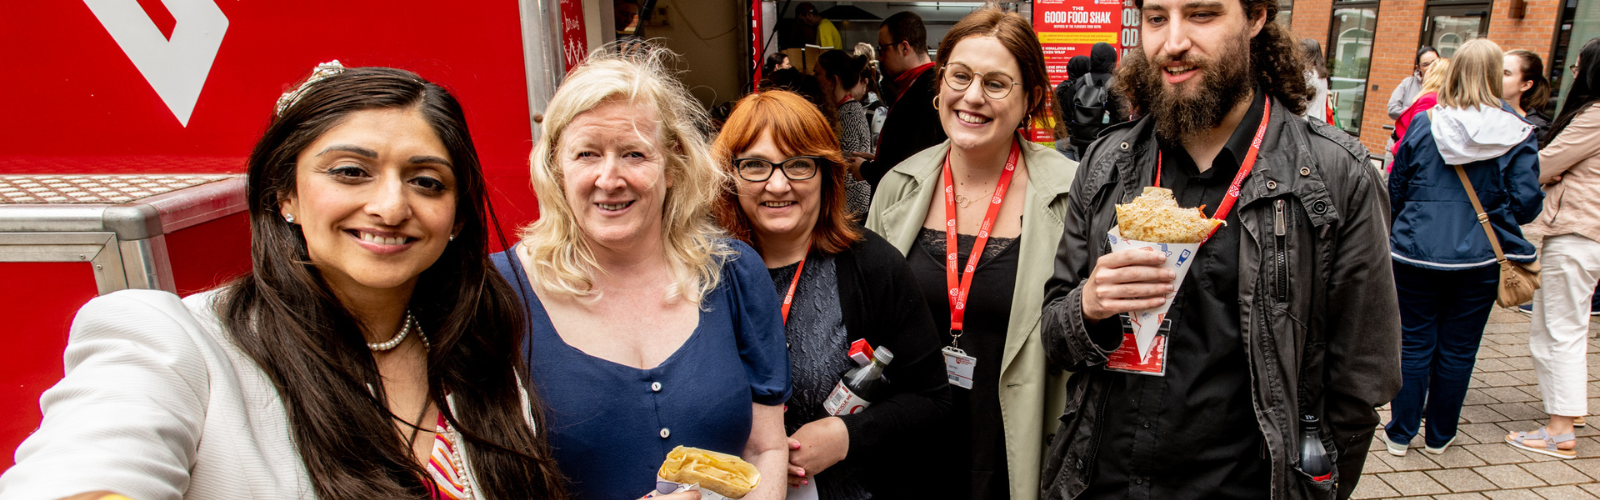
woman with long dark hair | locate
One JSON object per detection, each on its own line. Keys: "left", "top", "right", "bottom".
{"left": 0, "top": 64, "right": 566, "bottom": 500}
{"left": 814, "top": 49, "right": 875, "bottom": 215}
{"left": 1510, "top": 37, "right": 1600, "bottom": 459}
{"left": 1504, "top": 49, "right": 1553, "bottom": 143}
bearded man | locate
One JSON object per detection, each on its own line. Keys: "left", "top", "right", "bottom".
{"left": 1037, "top": 0, "right": 1401, "bottom": 497}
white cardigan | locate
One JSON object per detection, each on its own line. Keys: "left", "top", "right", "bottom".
{"left": 0, "top": 289, "right": 515, "bottom": 500}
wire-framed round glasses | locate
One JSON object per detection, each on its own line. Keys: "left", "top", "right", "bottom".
{"left": 941, "top": 63, "right": 1021, "bottom": 100}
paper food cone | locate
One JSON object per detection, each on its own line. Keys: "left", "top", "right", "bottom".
{"left": 1106, "top": 227, "right": 1201, "bottom": 362}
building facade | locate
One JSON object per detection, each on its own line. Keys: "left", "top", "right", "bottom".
{"left": 1283, "top": 0, "right": 1595, "bottom": 155}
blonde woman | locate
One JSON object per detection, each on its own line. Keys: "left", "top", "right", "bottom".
{"left": 1390, "top": 57, "right": 1452, "bottom": 159}
{"left": 1383, "top": 39, "right": 1542, "bottom": 457}
{"left": 492, "top": 46, "right": 791, "bottom": 500}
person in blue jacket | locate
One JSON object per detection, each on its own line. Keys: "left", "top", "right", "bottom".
{"left": 1381, "top": 39, "right": 1543, "bottom": 457}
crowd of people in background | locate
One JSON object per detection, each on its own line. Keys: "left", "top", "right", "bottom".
{"left": 3, "top": 1, "right": 1600, "bottom": 500}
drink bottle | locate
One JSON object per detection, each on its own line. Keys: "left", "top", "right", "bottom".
{"left": 822, "top": 347, "right": 894, "bottom": 416}
{"left": 1299, "top": 414, "right": 1333, "bottom": 481}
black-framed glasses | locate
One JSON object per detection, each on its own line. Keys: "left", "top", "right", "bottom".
{"left": 734, "top": 156, "right": 822, "bottom": 182}
{"left": 941, "top": 63, "right": 1021, "bottom": 100}
{"left": 877, "top": 40, "right": 904, "bottom": 54}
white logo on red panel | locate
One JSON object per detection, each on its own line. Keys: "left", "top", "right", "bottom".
{"left": 85, "top": 0, "right": 229, "bottom": 127}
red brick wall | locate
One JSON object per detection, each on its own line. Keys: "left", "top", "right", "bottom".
{"left": 1360, "top": 0, "right": 1428, "bottom": 155}
{"left": 1283, "top": 0, "right": 1563, "bottom": 155}
{"left": 1283, "top": 0, "right": 1333, "bottom": 143}
{"left": 1289, "top": 0, "right": 1332, "bottom": 43}
{"left": 1486, "top": 0, "right": 1562, "bottom": 58}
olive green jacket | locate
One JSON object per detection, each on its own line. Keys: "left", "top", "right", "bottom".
{"left": 865, "top": 136, "right": 1075, "bottom": 500}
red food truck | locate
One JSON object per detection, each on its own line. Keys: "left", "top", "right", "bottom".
{"left": 0, "top": 0, "right": 605, "bottom": 467}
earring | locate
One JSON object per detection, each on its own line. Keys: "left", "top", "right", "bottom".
{"left": 283, "top": 213, "right": 295, "bottom": 224}
{"left": 449, "top": 234, "right": 456, "bottom": 242}
{"left": 932, "top": 95, "right": 941, "bottom": 110}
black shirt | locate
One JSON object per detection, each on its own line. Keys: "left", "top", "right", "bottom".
{"left": 1080, "top": 91, "right": 1271, "bottom": 500}
{"left": 909, "top": 229, "right": 1018, "bottom": 500}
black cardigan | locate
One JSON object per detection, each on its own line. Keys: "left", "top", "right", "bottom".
{"left": 827, "top": 229, "right": 951, "bottom": 496}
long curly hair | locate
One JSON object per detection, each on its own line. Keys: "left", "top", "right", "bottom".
{"left": 521, "top": 43, "right": 733, "bottom": 305}
{"left": 1550, "top": 37, "right": 1600, "bottom": 142}
{"left": 1118, "top": 0, "right": 1312, "bottom": 117}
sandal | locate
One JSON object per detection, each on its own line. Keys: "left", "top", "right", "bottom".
{"left": 1576, "top": 416, "right": 1587, "bottom": 428}
{"left": 1505, "top": 427, "right": 1578, "bottom": 459}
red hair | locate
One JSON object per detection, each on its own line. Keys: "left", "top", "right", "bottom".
{"left": 712, "top": 90, "right": 863, "bottom": 255}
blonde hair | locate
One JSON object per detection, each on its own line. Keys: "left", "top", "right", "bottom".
{"left": 521, "top": 43, "right": 732, "bottom": 304}
{"left": 1419, "top": 57, "right": 1452, "bottom": 94}
{"left": 1439, "top": 39, "right": 1506, "bottom": 109}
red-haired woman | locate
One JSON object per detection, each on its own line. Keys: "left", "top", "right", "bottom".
{"left": 713, "top": 90, "right": 950, "bottom": 499}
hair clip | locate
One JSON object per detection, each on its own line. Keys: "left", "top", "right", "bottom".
{"left": 274, "top": 60, "right": 346, "bottom": 117}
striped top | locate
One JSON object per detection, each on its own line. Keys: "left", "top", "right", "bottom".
{"left": 428, "top": 413, "right": 473, "bottom": 499}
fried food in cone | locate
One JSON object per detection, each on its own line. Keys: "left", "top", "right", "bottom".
{"left": 1115, "top": 187, "right": 1225, "bottom": 243}
{"left": 658, "top": 446, "right": 760, "bottom": 499}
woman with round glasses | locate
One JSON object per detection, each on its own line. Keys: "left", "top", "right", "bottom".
{"left": 712, "top": 89, "right": 949, "bottom": 499}
{"left": 865, "top": 8, "right": 1074, "bottom": 500}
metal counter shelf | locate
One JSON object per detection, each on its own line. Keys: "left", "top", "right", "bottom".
{"left": 0, "top": 174, "right": 245, "bottom": 294}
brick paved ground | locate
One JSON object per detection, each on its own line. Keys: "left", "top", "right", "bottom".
{"left": 1352, "top": 306, "right": 1600, "bottom": 499}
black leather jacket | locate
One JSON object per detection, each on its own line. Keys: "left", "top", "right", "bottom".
{"left": 1039, "top": 100, "right": 1403, "bottom": 500}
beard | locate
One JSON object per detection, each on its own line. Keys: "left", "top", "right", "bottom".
{"left": 1121, "top": 31, "right": 1254, "bottom": 144}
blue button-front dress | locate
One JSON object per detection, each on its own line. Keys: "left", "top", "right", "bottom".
{"left": 492, "top": 240, "right": 791, "bottom": 500}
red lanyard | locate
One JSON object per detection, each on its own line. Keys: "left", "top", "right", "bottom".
{"left": 943, "top": 140, "right": 1021, "bottom": 335}
{"left": 1153, "top": 99, "right": 1273, "bottom": 244}
{"left": 836, "top": 95, "right": 854, "bottom": 107}
{"left": 781, "top": 256, "right": 807, "bottom": 325}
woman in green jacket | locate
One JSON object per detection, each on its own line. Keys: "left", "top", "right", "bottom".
{"left": 864, "top": 7, "right": 1075, "bottom": 500}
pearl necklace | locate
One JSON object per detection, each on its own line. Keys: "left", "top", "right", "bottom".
{"left": 368, "top": 310, "right": 417, "bottom": 351}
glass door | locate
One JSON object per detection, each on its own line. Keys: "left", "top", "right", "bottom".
{"left": 1422, "top": 4, "right": 1490, "bottom": 58}
{"left": 1328, "top": 5, "right": 1378, "bottom": 134}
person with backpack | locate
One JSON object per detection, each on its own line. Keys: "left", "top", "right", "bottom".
{"left": 1054, "top": 56, "right": 1091, "bottom": 159}
{"left": 1065, "top": 43, "right": 1126, "bottom": 159}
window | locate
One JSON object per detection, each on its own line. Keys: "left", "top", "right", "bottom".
{"left": 1421, "top": 4, "right": 1490, "bottom": 58}
{"left": 1327, "top": 3, "right": 1379, "bottom": 134}
{"left": 1277, "top": 0, "right": 1294, "bottom": 26}
{"left": 1548, "top": 0, "right": 1600, "bottom": 116}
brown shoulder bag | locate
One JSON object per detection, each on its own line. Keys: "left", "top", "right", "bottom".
{"left": 1451, "top": 163, "right": 1541, "bottom": 307}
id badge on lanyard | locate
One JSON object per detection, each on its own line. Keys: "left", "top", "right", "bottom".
{"left": 1105, "top": 315, "right": 1172, "bottom": 376}
{"left": 941, "top": 141, "right": 1020, "bottom": 389}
